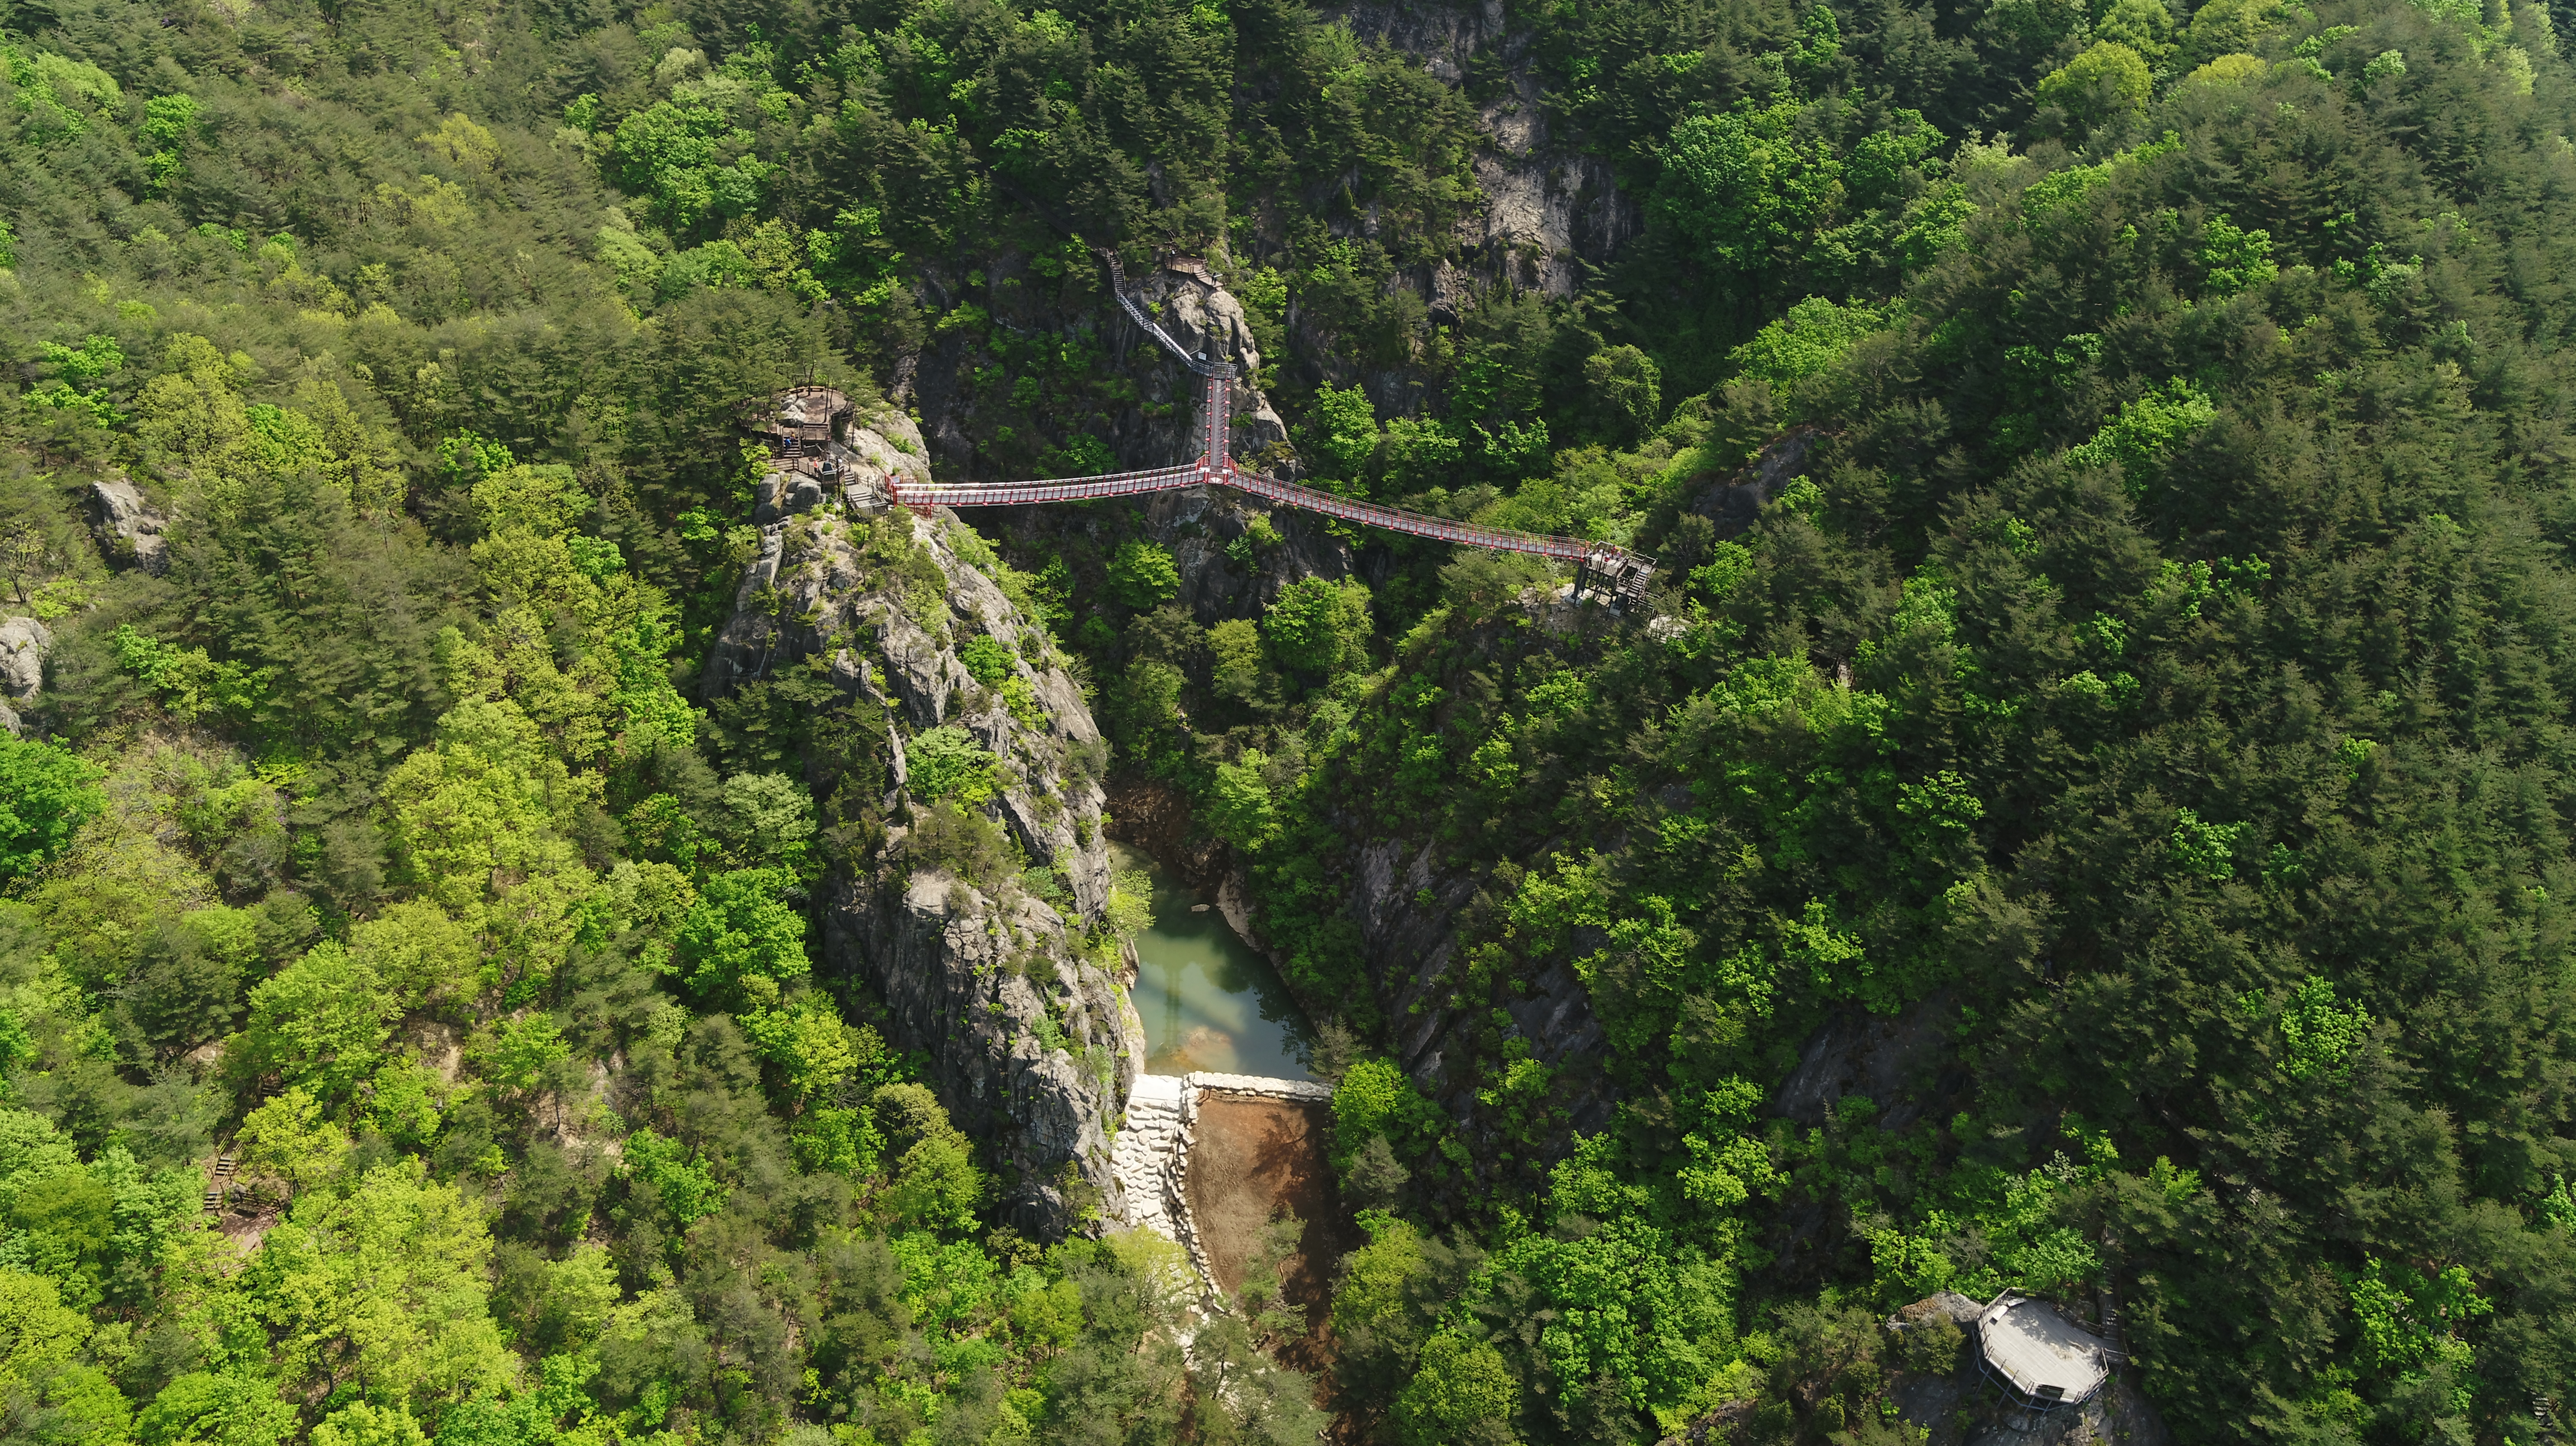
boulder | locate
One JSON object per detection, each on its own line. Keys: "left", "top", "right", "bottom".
{"left": 0, "top": 616, "right": 49, "bottom": 699}
{"left": 89, "top": 475, "right": 169, "bottom": 573}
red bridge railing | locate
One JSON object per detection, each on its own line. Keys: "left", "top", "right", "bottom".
{"left": 893, "top": 462, "right": 1654, "bottom": 602}
{"left": 868, "top": 254, "right": 1656, "bottom": 603}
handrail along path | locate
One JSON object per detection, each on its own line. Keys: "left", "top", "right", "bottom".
{"left": 888, "top": 256, "right": 1656, "bottom": 603}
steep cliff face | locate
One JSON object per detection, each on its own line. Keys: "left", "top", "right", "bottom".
{"left": 895, "top": 0, "right": 1647, "bottom": 482}
{"left": 907, "top": 255, "right": 1293, "bottom": 484}
{"left": 703, "top": 439, "right": 1147, "bottom": 1237}
{"left": 1136, "top": 485, "right": 1366, "bottom": 623}
{"left": 1330, "top": 0, "right": 1643, "bottom": 303}
{"left": 1342, "top": 831, "right": 1619, "bottom": 1141}
{"left": 939, "top": 257, "right": 1372, "bottom": 625}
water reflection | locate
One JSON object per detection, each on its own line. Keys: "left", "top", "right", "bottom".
{"left": 1114, "top": 843, "right": 1316, "bottom": 1079}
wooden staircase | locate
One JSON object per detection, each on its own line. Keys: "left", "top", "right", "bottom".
{"left": 202, "top": 1154, "right": 236, "bottom": 1214}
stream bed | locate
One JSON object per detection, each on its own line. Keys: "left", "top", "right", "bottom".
{"left": 1114, "top": 843, "right": 1316, "bottom": 1079}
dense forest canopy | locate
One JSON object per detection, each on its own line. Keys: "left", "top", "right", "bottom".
{"left": 4, "top": 0, "right": 2576, "bottom": 1440}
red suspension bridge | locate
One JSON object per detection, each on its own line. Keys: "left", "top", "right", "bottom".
{"left": 783, "top": 256, "right": 1658, "bottom": 603}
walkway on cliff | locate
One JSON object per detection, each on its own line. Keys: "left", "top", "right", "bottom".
{"left": 886, "top": 255, "right": 1658, "bottom": 604}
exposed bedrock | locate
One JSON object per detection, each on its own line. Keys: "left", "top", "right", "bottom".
{"left": 703, "top": 460, "right": 1147, "bottom": 1237}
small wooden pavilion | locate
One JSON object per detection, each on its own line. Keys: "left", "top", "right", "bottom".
{"left": 751, "top": 385, "right": 852, "bottom": 459}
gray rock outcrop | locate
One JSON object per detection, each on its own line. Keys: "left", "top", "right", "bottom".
{"left": 0, "top": 615, "right": 51, "bottom": 738}
{"left": 1124, "top": 262, "right": 1291, "bottom": 462}
{"left": 1135, "top": 483, "right": 1364, "bottom": 625}
{"left": 847, "top": 867, "right": 1145, "bottom": 1237}
{"left": 1343, "top": 831, "right": 1618, "bottom": 1147}
{"left": 0, "top": 616, "right": 49, "bottom": 701}
{"left": 703, "top": 496, "right": 1145, "bottom": 1236}
{"left": 1693, "top": 426, "right": 1822, "bottom": 540}
{"left": 1771, "top": 992, "right": 1960, "bottom": 1133}
{"left": 843, "top": 413, "right": 934, "bottom": 492}
{"left": 88, "top": 476, "right": 169, "bottom": 573}
{"left": 1332, "top": 0, "right": 1642, "bottom": 299}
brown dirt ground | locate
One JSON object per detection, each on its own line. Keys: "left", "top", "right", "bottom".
{"left": 1183, "top": 1093, "right": 1359, "bottom": 1374}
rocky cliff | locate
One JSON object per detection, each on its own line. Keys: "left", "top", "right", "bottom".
{"left": 1330, "top": 0, "right": 1643, "bottom": 304}
{"left": 702, "top": 424, "right": 1148, "bottom": 1237}
{"left": 1341, "top": 830, "right": 1620, "bottom": 1143}
{"left": 965, "top": 260, "right": 1371, "bottom": 628}
{"left": 897, "top": 0, "right": 1646, "bottom": 484}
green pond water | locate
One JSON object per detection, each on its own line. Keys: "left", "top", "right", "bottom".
{"left": 1114, "top": 843, "right": 1316, "bottom": 1080}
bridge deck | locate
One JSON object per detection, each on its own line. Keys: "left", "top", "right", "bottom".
{"left": 880, "top": 254, "right": 1655, "bottom": 603}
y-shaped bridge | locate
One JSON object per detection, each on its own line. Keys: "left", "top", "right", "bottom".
{"left": 885, "top": 255, "right": 1657, "bottom": 603}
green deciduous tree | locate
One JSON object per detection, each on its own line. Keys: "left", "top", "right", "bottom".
{"left": 244, "top": 1163, "right": 513, "bottom": 1413}
{"left": 903, "top": 727, "right": 998, "bottom": 807}
{"left": 672, "top": 868, "right": 808, "bottom": 998}
{"left": 1104, "top": 540, "right": 1181, "bottom": 611}
{"left": 1263, "top": 577, "right": 1371, "bottom": 678}
{"left": 1655, "top": 103, "right": 1842, "bottom": 281}
{"left": 0, "top": 736, "right": 103, "bottom": 883}
{"left": 2034, "top": 42, "right": 2153, "bottom": 132}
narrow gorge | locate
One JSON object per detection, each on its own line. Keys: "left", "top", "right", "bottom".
{"left": 4, "top": 0, "right": 2570, "bottom": 1435}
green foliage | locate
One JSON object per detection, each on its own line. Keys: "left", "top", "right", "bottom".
{"left": 1103, "top": 865, "right": 1155, "bottom": 941}
{"left": 1263, "top": 577, "right": 1372, "bottom": 677}
{"left": 0, "top": 0, "right": 1375, "bottom": 1438}
{"left": 739, "top": 995, "right": 866, "bottom": 1099}
{"left": 42, "top": 335, "right": 123, "bottom": 389}
{"left": 238, "top": 1086, "right": 351, "bottom": 1192}
{"left": 1729, "top": 298, "right": 1897, "bottom": 401}
{"left": 960, "top": 633, "right": 1016, "bottom": 687}
{"left": 622, "top": 1129, "right": 728, "bottom": 1229}
{"left": 236, "top": 946, "right": 397, "bottom": 1101}
{"left": 906, "top": 726, "right": 1000, "bottom": 807}
{"left": 906, "top": 798, "right": 1021, "bottom": 892}
{"left": 609, "top": 56, "right": 785, "bottom": 236}
{"left": 2167, "top": 807, "right": 2246, "bottom": 882}
{"left": 247, "top": 1162, "right": 513, "bottom": 1415}
{"left": 2274, "top": 975, "right": 2370, "bottom": 1081}
{"left": 717, "top": 771, "right": 817, "bottom": 875}
{"left": 1395, "top": 1332, "right": 1518, "bottom": 1444}
{"left": 1582, "top": 345, "right": 1664, "bottom": 442}
{"left": 1332, "top": 1058, "right": 1445, "bottom": 1169}
{"left": 0, "top": 737, "right": 102, "bottom": 883}
{"left": 111, "top": 626, "right": 271, "bottom": 722}
{"left": 1104, "top": 540, "right": 1181, "bottom": 612}
{"left": 2197, "top": 215, "right": 2279, "bottom": 296}
{"left": 1303, "top": 383, "right": 1382, "bottom": 492}
{"left": 2347, "top": 1258, "right": 2490, "bottom": 1372}
{"left": 1043, "top": 433, "right": 1118, "bottom": 477}
{"left": 477, "top": 1013, "right": 572, "bottom": 1094}
{"left": 2062, "top": 380, "right": 2218, "bottom": 493}
{"left": 2035, "top": 42, "right": 2153, "bottom": 130}
{"left": 672, "top": 868, "right": 810, "bottom": 999}
{"left": 11, "top": 0, "right": 2576, "bottom": 1434}
{"left": 133, "top": 1372, "right": 295, "bottom": 1446}
{"left": 1656, "top": 103, "right": 1841, "bottom": 279}
{"left": 1209, "top": 617, "right": 1269, "bottom": 703}
{"left": 1205, "top": 751, "right": 1279, "bottom": 850}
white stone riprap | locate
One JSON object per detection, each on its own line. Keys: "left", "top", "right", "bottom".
{"left": 1110, "top": 1073, "right": 1187, "bottom": 1240}
{"left": 1181, "top": 1073, "right": 1335, "bottom": 1104}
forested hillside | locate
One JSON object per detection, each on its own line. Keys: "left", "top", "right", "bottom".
{"left": 5, "top": 0, "right": 2576, "bottom": 1440}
